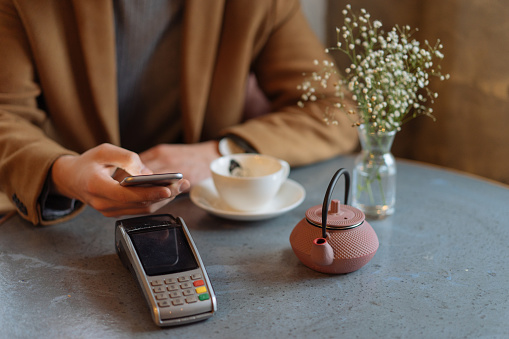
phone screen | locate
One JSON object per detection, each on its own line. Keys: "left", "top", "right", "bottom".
{"left": 129, "top": 226, "right": 198, "bottom": 276}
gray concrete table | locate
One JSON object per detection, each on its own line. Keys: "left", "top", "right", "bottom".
{"left": 1, "top": 156, "right": 508, "bottom": 338}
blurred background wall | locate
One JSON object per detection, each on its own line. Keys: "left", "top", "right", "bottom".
{"left": 299, "top": 0, "right": 327, "bottom": 44}
{"left": 301, "top": 0, "right": 509, "bottom": 184}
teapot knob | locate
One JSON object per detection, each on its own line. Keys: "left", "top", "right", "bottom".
{"left": 330, "top": 200, "right": 340, "bottom": 214}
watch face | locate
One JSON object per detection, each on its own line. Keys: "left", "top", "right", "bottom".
{"left": 219, "top": 136, "right": 256, "bottom": 156}
{"left": 219, "top": 137, "right": 241, "bottom": 156}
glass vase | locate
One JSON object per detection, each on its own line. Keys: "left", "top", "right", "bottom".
{"left": 352, "top": 124, "right": 396, "bottom": 219}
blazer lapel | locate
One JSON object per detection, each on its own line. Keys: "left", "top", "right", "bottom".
{"left": 71, "top": 0, "right": 119, "bottom": 144}
{"left": 181, "top": 0, "right": 225, "bottom": 143}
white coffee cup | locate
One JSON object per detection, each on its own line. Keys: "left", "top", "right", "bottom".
{"left": 210, "top": 154, "right": 290, "bottom": 211}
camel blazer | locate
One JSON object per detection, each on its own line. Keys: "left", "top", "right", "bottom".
{"left": 0, "top": 0, "right": 357, "bottom": 224}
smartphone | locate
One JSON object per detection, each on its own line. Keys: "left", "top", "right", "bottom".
{"left": 115, "top": 214, "right": 217, "bottom": 327}
{"left": 119, "top": 173, "right": 183, "bottom": 187}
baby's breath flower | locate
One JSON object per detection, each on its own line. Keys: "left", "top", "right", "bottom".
{"left": 297, "top": 4, "right": 448, "bottom": 132}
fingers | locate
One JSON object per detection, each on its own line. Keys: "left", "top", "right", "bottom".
{"left": 86, "top": 178, "right": 190, "bottom": 217}
{"left": 86, "top": 186, "right": 172, "bottom": 217}
{"left": 175, "top": 179, "right": 191, "bottom": 193}
{"left": 100, "top": 199, "right": 172, "bottom": 218}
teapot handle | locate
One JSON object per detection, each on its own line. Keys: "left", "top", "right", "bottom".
{"left": 321, "top": 168, "right": 350, "bottom": 239}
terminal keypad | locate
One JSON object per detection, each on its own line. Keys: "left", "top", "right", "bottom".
{"left": 150, "top": 273, "right": 210, "bottom": 308}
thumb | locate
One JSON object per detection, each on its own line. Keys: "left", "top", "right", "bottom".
{"left": 88, "top": 144, "right": 149, "bottom": 178}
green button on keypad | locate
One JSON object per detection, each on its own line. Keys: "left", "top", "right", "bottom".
{"left": 198, "top": 293, "right": 210, "bottom": 301}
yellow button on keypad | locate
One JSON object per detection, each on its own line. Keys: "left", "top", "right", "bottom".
{"left": 195, "top": 286, "right": 207, "bottom": 294}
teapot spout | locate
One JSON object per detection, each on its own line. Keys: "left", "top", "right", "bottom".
{"left": 310, "top": 238, "right": 334, "bottom": 266}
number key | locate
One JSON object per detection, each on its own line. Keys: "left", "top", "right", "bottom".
{"left": 153, "top": 286, "right": 165, "bottom": 293}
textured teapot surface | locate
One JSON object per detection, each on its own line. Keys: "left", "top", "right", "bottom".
{"left": 289, "top": 168, "right": 379, "bottom": 274}
{"left": 289, "top": 215, "right": 379, "bottom": 274}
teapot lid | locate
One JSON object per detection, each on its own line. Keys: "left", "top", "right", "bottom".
{"left": 306, "top": 199, "right": 365, "bottom": 230}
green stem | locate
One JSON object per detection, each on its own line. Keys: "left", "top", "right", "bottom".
{"left": 377, "top": 172, "right": 386, "bottom": 205}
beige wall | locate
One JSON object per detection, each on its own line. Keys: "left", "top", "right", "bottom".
{"left": 325, "top": 0, "right": 509, "bottom": 184}
{"left": 300, "top": 0, "right": 327, "bottom": 44}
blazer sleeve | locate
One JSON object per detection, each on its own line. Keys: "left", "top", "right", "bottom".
{"left": 222, "top": 0, "right": 358, "bottom": 167}
{"left": 0, "top": 1, "right": 82, "bottom": 225}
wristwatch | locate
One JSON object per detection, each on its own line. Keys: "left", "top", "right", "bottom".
{"left": 218, "top": 135, "right": 257, "bottom": 156}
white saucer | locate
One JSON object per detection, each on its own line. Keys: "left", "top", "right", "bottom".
{"left": 190, "top": 178, "right": 306, "bottom": 221}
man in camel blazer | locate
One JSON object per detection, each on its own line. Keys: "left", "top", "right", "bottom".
{"left": 0, "top": 0, "right": 357, "bottom": 225}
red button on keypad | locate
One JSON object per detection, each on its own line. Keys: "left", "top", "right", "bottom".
{"left": 193, "top": 279, "right": 205, "bottom": 287}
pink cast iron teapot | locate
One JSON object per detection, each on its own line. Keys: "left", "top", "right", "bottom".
{"left": 289, "top": 168, "right": 379, "bottom": 274}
